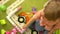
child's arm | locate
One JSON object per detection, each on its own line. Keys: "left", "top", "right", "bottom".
{"left": 19, "top": 9, "right": 43, "bottom": 34}
{"left": 23, "top": 9, "right": 43, "bottom": 28}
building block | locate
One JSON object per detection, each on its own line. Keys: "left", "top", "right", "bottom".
{"left": 0, "top": 19, "right": 6, "bottom": 25}
{"left": 0, "top": 5, "right": 7, "bottom": 11}
{"left": 1, "top": 29, "right": 6, "bottom": 34}
{"left": 6, "top": 31, "right": 10, "bottom": 34}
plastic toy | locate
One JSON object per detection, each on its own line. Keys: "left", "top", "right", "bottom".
{"left": 5, "top": 26, "right": 26, "bottom": 34}
{"left": 1, "top": 29, "right": 6, "bottom": 34}
{"left": 0, "top": 5, "right": 7, "bottom": 11}
{"left": 18, "top": 16, "right": 26, "bottom": 23}
{"left": 0, "top": 19, "right": 6, "bottom": 25}
{"left": 17, "top": 6, "right": 22, "bottom": 11}
{"left": 15, "top": 25, "right": 26, "bottom": 34}
{"left": 5, "top": 28, "right": 17, "bottom": 34}
{"left": 29, "top": 13, "right": 34, "bottom": 17}
{"left": 18, "top": 12, "right": 30, "bottom": 24}
{"left": 6, "top": 31, "right": 10, "bottom": 34}
{"left": 31, "top": 30, "right": 38, "bottom": 34}
{"left": 10, "top": 28, "right": 17, "bottom": 34}
{"left": 1, "top": 28, "right": 17, "bottom": 34}
{"left": 32, "top": 7, "right": 36, "bottom": 14}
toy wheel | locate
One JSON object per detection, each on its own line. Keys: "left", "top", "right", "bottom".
{"left": 18, "top": 12, "right": 30, "bottom": 24}
{"left": 18, "top": 16, "right": 26, "bottom": 23}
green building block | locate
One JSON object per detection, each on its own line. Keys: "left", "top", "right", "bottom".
{"left": 0, "top": 19, "right": 6, "bottom": 25}
{"left": 0, "top": 5, "right": 7, "bottom": 11}
{"left": 1, "top": 29, "right": 6, "bottom": 34}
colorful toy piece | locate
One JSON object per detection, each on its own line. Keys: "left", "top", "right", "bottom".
{"left": 1, "top": 28, "right": 17, "bottom": 34}
{"left": 1, "top": 24, "right": 25, "bottom": 34}
{"left": 15, "top": 26, "right": 26, "bottom": 34}
{"left": 0, "top": 19, "right": 6, "bottom": 25}
{"left": 32, "top": 7, "right": 36, "bottom": 11}
{"left": 17, "top": 6, "right": 22, "bottom": 11}
{"left": 5, "top": 28, "right": 17, "bottom": 34}
{"left": 11, "top": 28, "right": 17, "bottom": 34}
{"left": 0, "top": 5, "right": 7, "bottom": 11}
{"left": 18, "top": 12, "right": 30, "bottom": 24}
{"left": 32, "top": 7, "right": 36, "bottom": 14}
{"left": 31, "top": 30, "right": 38, "bottom": 34}
{"left": 6, "top": 31, "right": 10, "bottom": 34}
{"left": 18, "top": 16, "right": 26, "bottom": 23}
{"left": 1, "top": 29, "right": 6, "bottom": 34}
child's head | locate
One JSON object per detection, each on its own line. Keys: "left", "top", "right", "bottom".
{"left": 40, "top": 0, "right": 60, "bottom": 31}
{"left": 44, "top": 0, "right": 60, "bottom": 21}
